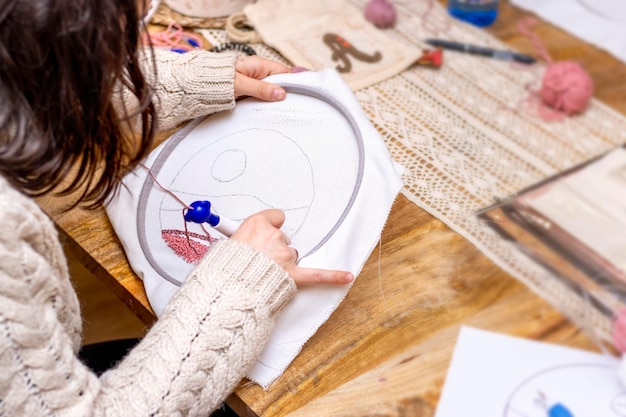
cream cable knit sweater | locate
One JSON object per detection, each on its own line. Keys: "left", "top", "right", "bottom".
{"left": 133, "top": 48, "right": 239, "bottom": 132}
{"left": 0, "top": 48, "right": 297, "bottom": 416}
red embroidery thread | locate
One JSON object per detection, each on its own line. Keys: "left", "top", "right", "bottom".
{"left": 142, "top": 164, "right": 221, "bottom": 264}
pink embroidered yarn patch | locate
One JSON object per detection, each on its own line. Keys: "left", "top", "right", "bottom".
{"left": 162, "top": 229, "right": 218, "bottom": 264}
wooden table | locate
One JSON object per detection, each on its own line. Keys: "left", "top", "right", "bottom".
{"left": 36, "top": 1, "right": 626, "bottom": 416}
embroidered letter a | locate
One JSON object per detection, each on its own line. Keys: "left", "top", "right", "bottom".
{"left": 323, "top": 33, "right": 382, "bottom": 73}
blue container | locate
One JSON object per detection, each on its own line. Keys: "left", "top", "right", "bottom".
{"left": 447, "top": 0, "right": 499, "bottom": 27}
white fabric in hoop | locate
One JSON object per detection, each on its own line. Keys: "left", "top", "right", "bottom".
{"left": 105, "top": 69, "right": 403, "bottom": 388}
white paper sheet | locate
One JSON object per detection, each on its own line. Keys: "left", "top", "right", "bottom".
{"left": 511, "top": 0, "right": 626, "bottom": 64}
{"left": 436, "top": 327, "right": 623, "bottom": 417}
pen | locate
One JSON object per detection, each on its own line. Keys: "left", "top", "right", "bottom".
{"left": 425, "top": 39, "right": 536, "bottom": 64}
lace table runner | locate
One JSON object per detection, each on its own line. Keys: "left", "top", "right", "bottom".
{"left": 199, "top": 0, "right": 626, "bottom": 345}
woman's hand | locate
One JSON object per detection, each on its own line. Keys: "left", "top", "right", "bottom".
{"left": 234, "top": 56, "right": 292, "bottom": 102}
{"left": 231, "top": 209, "right": 354, "bottom": 286}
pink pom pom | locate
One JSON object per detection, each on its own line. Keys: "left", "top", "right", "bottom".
{"left": 539, "top": 61, "right": 594, "bottom": 115}
{"left": 364, "top": 0, "right": 397, "bottom": 29}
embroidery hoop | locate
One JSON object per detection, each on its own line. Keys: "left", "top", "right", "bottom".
{"left": 136, "top": 83, "right": 366, "bottom": 286}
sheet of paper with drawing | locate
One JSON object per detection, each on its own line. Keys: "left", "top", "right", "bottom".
{"left": 436, "top": 327, "right": 623, "bottom": 417}
{"left": 105, "top": 69, "right": 403, "bottom": 387}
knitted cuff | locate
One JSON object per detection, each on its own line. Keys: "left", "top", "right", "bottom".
{"left": 187, "top": 239, "right": 296, "bottom": 315}
{"left": 143, "top": 48, "right": 238, "bottom": 131}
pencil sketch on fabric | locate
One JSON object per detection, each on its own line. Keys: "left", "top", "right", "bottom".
{"left": 105, "top": 69, "right": 404, "bottom": 387}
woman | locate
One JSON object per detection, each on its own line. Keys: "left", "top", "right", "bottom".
{"left": 0, "top": 1, "right": 352, "bottom": 415}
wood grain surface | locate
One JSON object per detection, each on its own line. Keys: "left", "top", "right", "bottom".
{"left": 35, "top": 1, "right": 626, "bottom": 416}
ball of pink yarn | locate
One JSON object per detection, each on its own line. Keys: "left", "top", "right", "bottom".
{"left": 364, "top": 0, "right": 396, "bottom": 28}
{"left": 539, "top": 61, "right": 594, "bottom": 115}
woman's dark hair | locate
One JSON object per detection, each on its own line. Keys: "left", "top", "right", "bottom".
{"left": 0, "top": 0, "right": 156, "bottom": 208}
